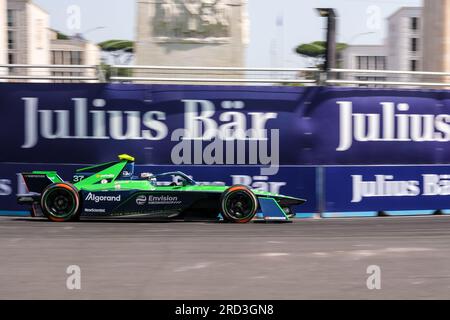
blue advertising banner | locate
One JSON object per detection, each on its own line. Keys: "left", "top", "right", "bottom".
{"left": 1, "top": 84, "right": 449, "bottom": 166}
{"left": 1, "top": 84, "right": 450, "bottom": 215}
{"left": 0, "top": 163, "right": 317, "bottom": 215}
{"left": 324, "top": 165, "right": 450, "bottom": 212}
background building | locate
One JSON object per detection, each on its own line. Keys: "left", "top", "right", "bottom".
{"left": 340, "top": 6, "right": 422, "bottom": 85}
{"left": 50, "top": 30, "right": 100, "bottom": 82}
{"left": 340, "top": 45, "right": 387, "bottom": 85}
{"left": 0, "top": 0, "right": 7, "bottom": 78}
{"left": 386, "top": 7, "right": 422, "bottom": 82}
{"left": 7, "top": 0, "right": 50, "bottom": 78}
{"left": 135, "top": 0, "right": 248, "bottom": 79}
{"left": 422, "top": 0, "right": 450, "bottom": 83}
{"left": 0, "top": 0, "right": 6, "bottom": 65}
{"left": 2, "top": 0, "right": 101, "bottom": 82}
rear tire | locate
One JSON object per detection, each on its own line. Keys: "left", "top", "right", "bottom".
{"left": 40, "top": 183, "right": 80, "bottom": 222}
{"left": 221, "top": 185, "right": 258, "bottom": 223}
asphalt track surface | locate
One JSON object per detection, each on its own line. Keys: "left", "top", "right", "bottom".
{"left": 1, "top": 215, "right": 450, "bottom": 300}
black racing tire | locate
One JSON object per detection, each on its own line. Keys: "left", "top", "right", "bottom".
{"left": 40, "top": 182, "right": 80, "bottom": 222}
{"left": 220, "top": 185, "right": 258, "bottom": 223}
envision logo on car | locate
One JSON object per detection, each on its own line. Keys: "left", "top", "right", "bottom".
{"left": 135, "top": 194, "right": 181, "bottom": 205}
{"left": 148, "top": 195, "right": 179, "bottom": 203}
{"left": 85, "top": 193, "right": 121, "bottom": 203}
{"left": 136, "top": 195, "right": 147, "bottom": 205}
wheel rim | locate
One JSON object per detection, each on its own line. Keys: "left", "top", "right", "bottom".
{"left": 224, "top": 191, "right": 255, "bottom": 220}
{"left": 43, "top": 188, "right": 76, "bottom": 218}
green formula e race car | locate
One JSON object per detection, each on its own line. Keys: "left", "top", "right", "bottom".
{"left": 17, "top": 155, "right": 306, "bottom": 223}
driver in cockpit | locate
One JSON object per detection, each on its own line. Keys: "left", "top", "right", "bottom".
{"left": 140, "top": 172, "right": 157, "bottom": 185}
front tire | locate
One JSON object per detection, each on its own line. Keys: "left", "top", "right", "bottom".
{"left": 221, "top": 185, "right": 258, "bottom": 223}
{"left": 40, "top": 183, "right": 80, "bottom": 222}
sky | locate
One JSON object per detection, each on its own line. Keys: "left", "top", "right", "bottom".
{"left": 34, "top": 0, "right": 422, "bottom": 67}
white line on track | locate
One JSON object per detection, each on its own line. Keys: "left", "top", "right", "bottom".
{"left": 259, "top": 253, "right": 290, "bottom": 257}
{"left": 173, "top": 262, "right": 213, "bottom": 273}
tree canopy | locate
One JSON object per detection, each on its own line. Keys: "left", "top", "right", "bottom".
{"left": 56, "top": 32, "right": 70, "bottom": 40}
{"left": 98, "top": 40, "right": 134, "bottom": 53}
{"left": 295, "top": 41, "right": 348, "bottom": 59}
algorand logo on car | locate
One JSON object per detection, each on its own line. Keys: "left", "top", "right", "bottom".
{"left": 85, "top": 193, "right": 121, "bottom": 203}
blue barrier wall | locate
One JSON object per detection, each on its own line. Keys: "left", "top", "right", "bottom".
{"left": 324, "top": 165, "right": 450, "bottom": 214}
{"left": 1, "top": 84, "right": 450, "bottom": 216}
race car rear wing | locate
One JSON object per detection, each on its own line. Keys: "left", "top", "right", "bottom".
{"left": 18, "top": 172, "right": 63, "bottom": 217}
{"left": 20, "top": 172, "right": 63, "bottom": 194}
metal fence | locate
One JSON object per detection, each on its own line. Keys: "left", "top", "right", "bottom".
{"left": 0, "top": 64, "right": 104, "bottom": 82}
{"left": 328, "top": 68, "right": 450, "bottom": 88}
{"left": 110, "top": 65, "right": 319, "bottom": 85}
{"left": 0, "top": 64, "right": 449, "bottom": 88}
{"left": 110, "top": 65, "right": 450, "bottom": 88}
